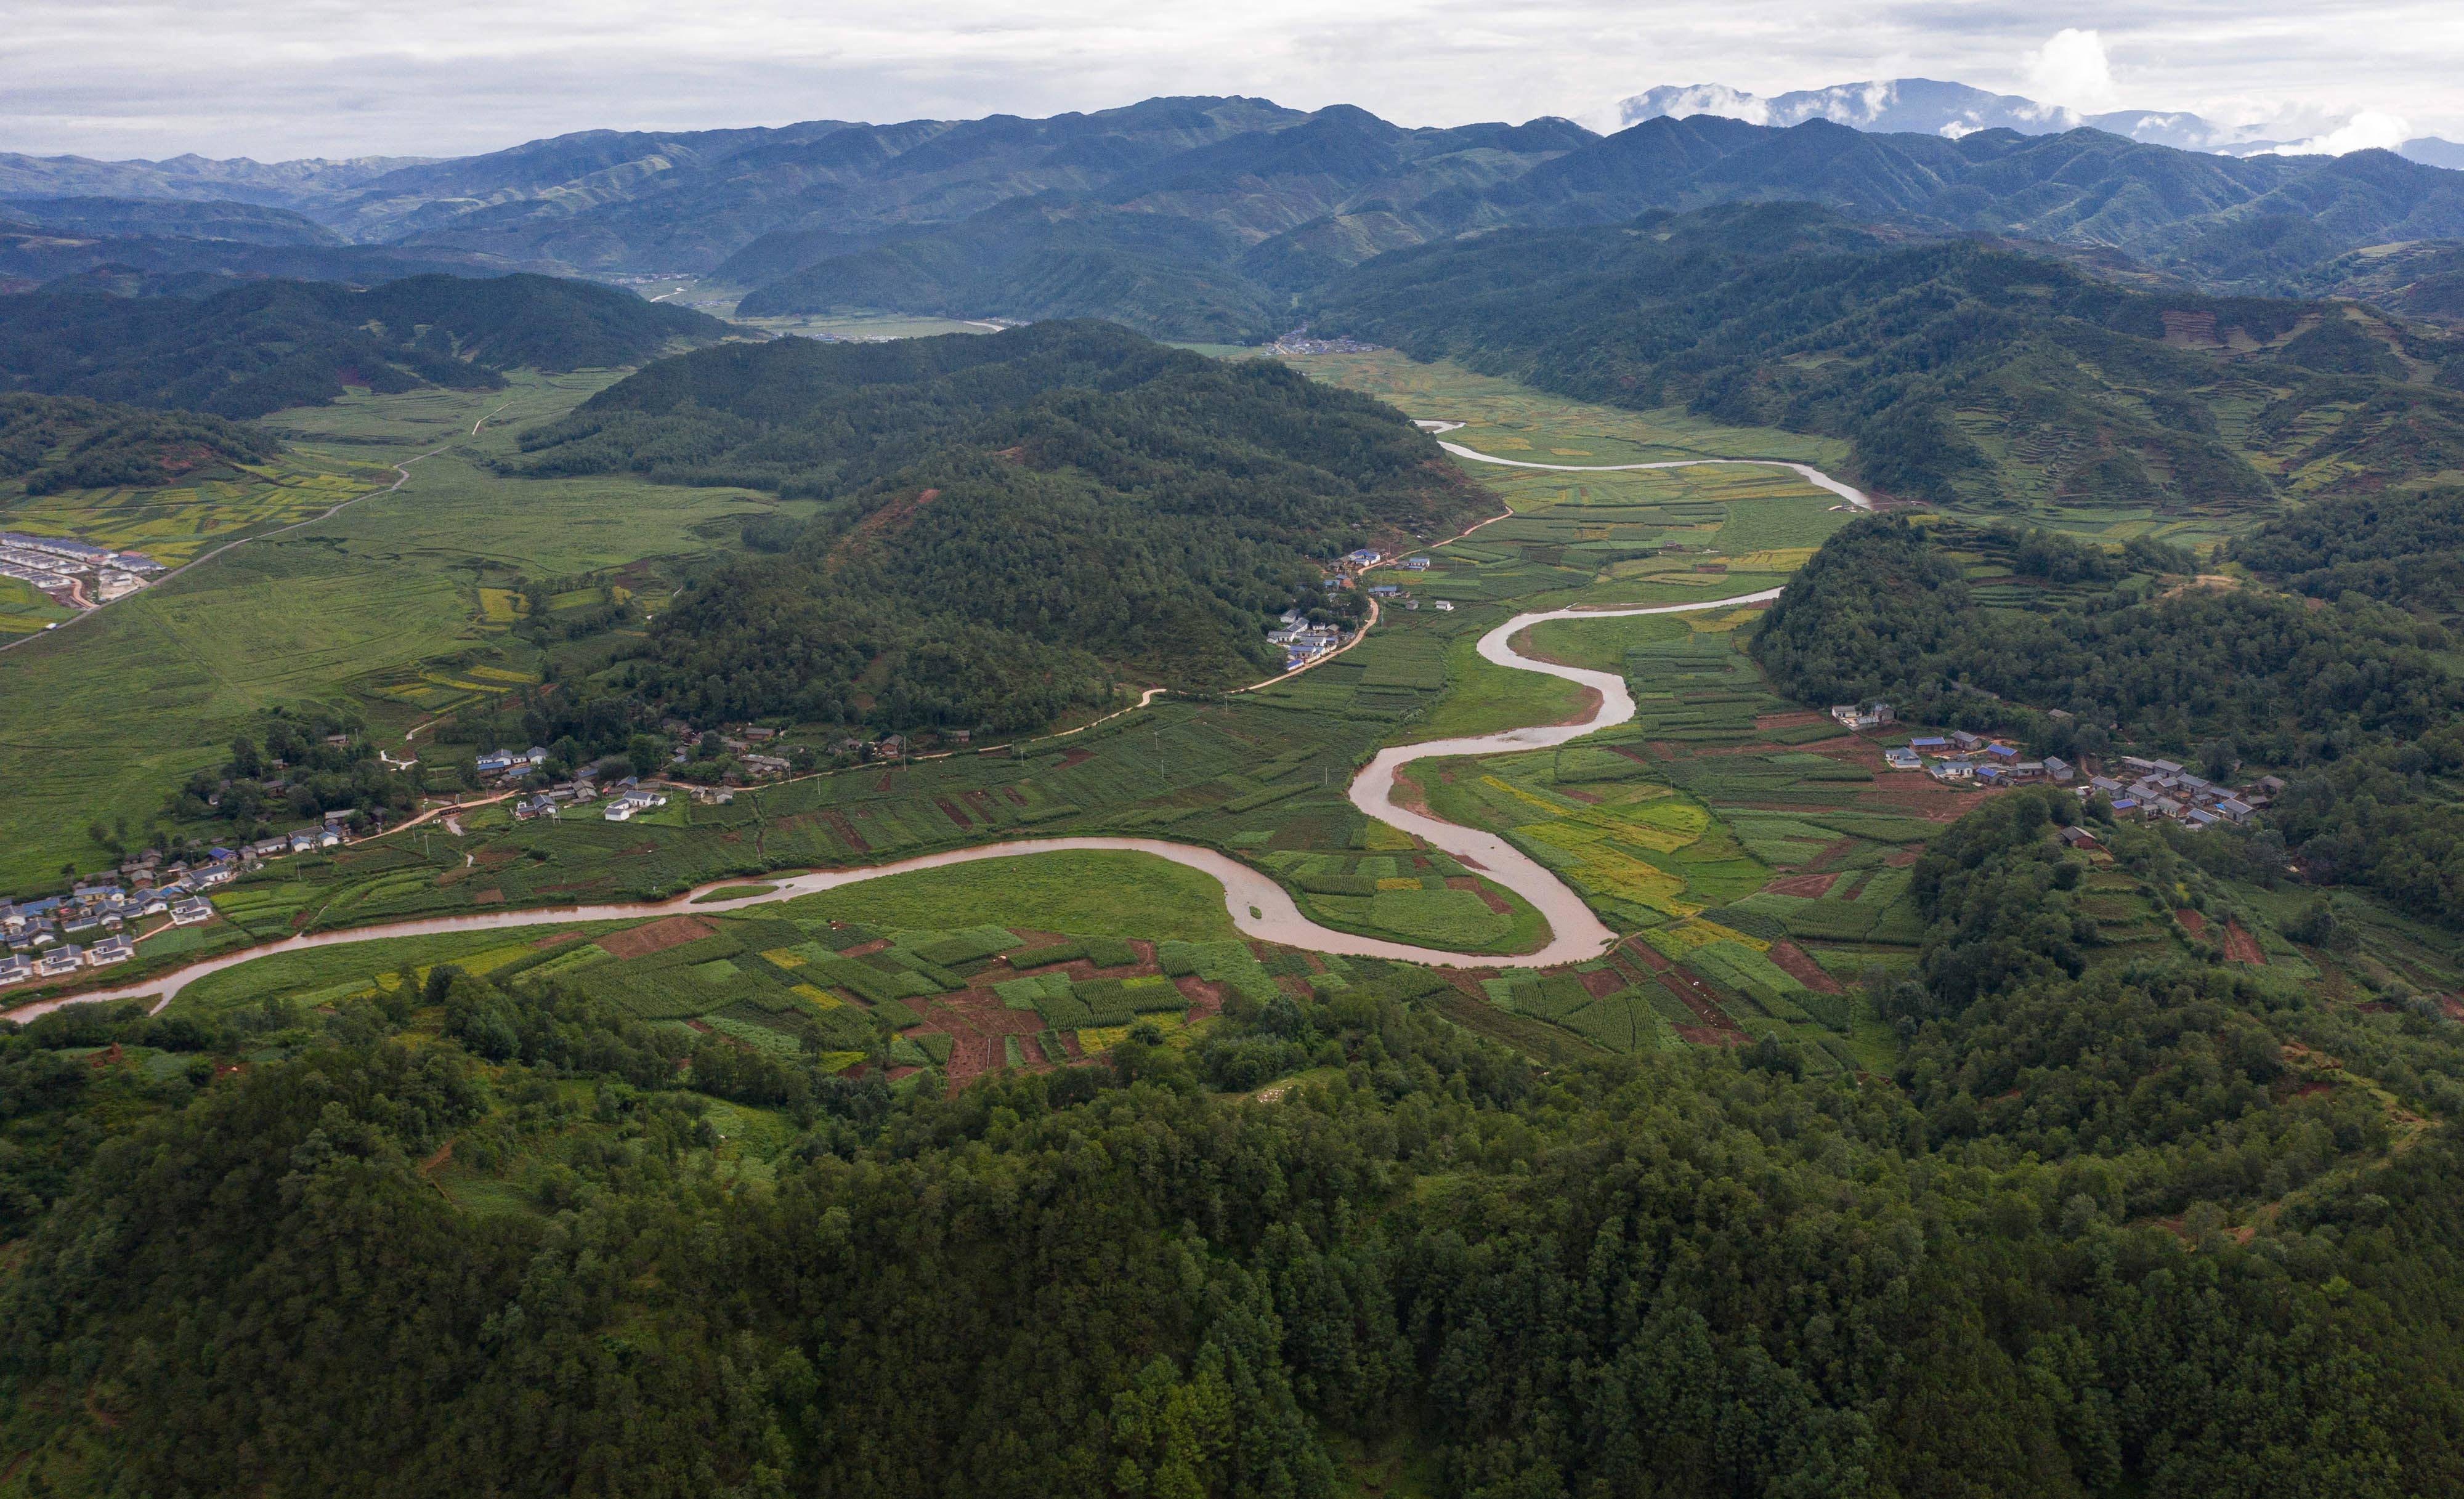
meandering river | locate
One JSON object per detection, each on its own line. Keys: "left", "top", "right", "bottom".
{"left": 7, "top": 435, "right": 1871, "bottom": 1017}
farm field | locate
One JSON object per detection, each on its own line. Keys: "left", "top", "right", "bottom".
{"left": 1277, "top": 350, "right": 1851, "bottom": 468}
{"left": 153, "top": 847, "right": 1451, "bottom": 1093}
{"left": 0, "top": 371, "right": 792, "bottom": 891}
{"left": 0, "top": 455, "right": 384, "bottom": 576}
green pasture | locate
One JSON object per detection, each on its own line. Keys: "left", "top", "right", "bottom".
{"left": 1277, "top": 351, "right": 1850, "bottom": 467}
{"left": 0, "top": 372, "right": 790, "bottom": 890}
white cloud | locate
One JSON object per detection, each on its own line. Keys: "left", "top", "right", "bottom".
{"left": 2263, "top": 110, "right": 2413, "bottom": 156}
{"left": 0, "top": 2, "right": 2455, "bottom": 161}
{"left": 2023, "top": 28, "right": 2118, "bottom": 114}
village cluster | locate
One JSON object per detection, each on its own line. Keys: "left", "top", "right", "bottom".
{"left": 1840, "top": 701, "right": 2282, "bottom": 829}
{"left": 0, "top": 854, "right": 237, "bottom": 988}
{"left": 473, "top": 747, "right": 677, "bottom": 823}
{"left": 0, "top": 530, "right": 162, "bottom": 611}
{"left": 1266, "top": 549, "right": 1447, "bottom": 672}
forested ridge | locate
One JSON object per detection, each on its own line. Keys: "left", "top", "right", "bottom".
{"left": 1753, "top": 517, "right": 2464, "bottom": 924}
{"left": 0, "top": 273, "right": 731, "bottom": 418}
{"left": 0, "top": 391, "right": 277, "bottom": 493}
{"left": 6, "top": 790, "right": 2464, "bottom": 1494}
{"left": 529, "top": 323, "right": 1480, "bottom": 729}
{"left": 1309, "top": 204, "right": 2464, "bottom": 509}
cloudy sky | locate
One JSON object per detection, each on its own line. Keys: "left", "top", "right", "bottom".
{"left": 4, "top": 0, "right": 2459, "bottom": 161}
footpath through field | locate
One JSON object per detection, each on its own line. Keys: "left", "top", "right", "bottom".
{"left": 9, "top": 435, "right": 1872, "bottom": 1016}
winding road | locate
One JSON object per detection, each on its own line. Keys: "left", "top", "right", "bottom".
{"left": 7, "top": 430, "right": 1871, "bottom": 1018}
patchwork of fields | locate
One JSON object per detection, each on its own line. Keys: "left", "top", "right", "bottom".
{"left": 0, "top": 371, "right": 793, "bottom": 889}
{"left": 32, "top": 351, "right": 2426, "bottom": 1094}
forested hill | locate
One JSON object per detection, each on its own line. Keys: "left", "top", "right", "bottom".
{"left": 0, "top": 392, "right": 277, "bottom": 495}
{"left": 1753, "top": 516, "right": 2464, "bottom": 922}
{"left": 0, "top": 273, "right": 732, "bottom": 418}
{"left": 10, "top": 785, "right": 2464, "bottom": 1492}
{"left": 1310, "top": 203, "right": 2464, "bottom": 509}
{"left": 2234, "top": 485, "right": 2464, "bottom": 618}
{"left": 522, "top": 321, "right": 1478, "bottom": 730}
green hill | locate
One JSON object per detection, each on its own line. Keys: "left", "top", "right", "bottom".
{"left": 1753, "top": 514, "right": 2464, "bottom": 923}
{"left": 514, "top": 321, "right": 1479, "bottom": 729}
{"left": 0, "top": 391, "right": 276, "bottom": 494}
{"left": 1310, "top": 203, "right": 2464, "bottom": 512}
{"left": 2234, "top": 485, "right": 2464, "bottom": 616}
{"left": 0, "top": 273, "right": 733, "bottom": 418}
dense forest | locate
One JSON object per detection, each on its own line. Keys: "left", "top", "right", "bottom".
{"left": 1308, "top": 203, "right": 2464, "bottom": 509}
{"left": 0, "top": 391, "right": 277, "bottom": 493}
{"left": 6, "top": 789, "right": 2464, "bottom": 1493}
{"left": 524, "top": 323, "right": 1478, "bottom": 728}
{"left": 0, "top": 273, "right": 730, "bottom": 418}
{"left": 1753, "top": 517, "right": 2464, "bottom": 924}
{"left": 2234, "top": 485, "right": 2464, "bottom": 616}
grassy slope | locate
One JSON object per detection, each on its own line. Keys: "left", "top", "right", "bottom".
{"left": 0, "top": 371, "right": 784, "bottom": 890}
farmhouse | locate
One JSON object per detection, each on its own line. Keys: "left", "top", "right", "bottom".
{"left": 0, "top": 954, "right": 28, "bottom": 986}
{"left": 1829, "top": 701, "right": 1894, "bottom": 730}
{"left": 170, "top": 898, "right": 214, "bottom": 925}
{"left": 87, "top": 934, "right": 132, "bottom": 966}
{"left": 603, "top": 790, "right": 668, "bottom": 822}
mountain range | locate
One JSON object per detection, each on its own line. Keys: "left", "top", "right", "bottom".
{"left": 1310, "top": 201, "right": 2464, "bottom": 511}
{"left": 1618, "top": 77, "right": 2464, "bottom": 168}
{"left": 9, "top": 94, "right": 2464, "bottom": 341}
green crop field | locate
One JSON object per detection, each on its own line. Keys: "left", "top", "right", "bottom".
{"left": 0, "top": 371, "right": 793, "bottom": 890}
{"left": 766, "top": 851, "right": 1238, "bottom": 940}
{"left": 1276, "top": 350, "right": 1851, "bottom": 468}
